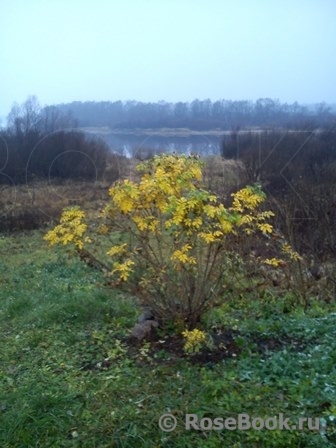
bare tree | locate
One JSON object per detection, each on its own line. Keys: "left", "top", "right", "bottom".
{"left": 7, "top": 95, "right": 41, "bottom": 137}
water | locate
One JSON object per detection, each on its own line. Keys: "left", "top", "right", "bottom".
{"left": 90, "top": 130, "right": 223, "bottom": 158}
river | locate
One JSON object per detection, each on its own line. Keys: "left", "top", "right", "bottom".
{"left": 83, "top": 128, "right": 226, "bottom": 158}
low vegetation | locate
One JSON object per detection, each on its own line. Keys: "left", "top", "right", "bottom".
{"left": 1, "top": 154, "right": 336, "bottom": 447}
{"left": 222, "top": 129, "right": 336, "bottom": 261}
{"left": 1, "top": 231, "right": 336, "bottom": 447}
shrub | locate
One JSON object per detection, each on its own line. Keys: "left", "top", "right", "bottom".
{"left": 45, "top": 154, "right": 278, "bottom": 328}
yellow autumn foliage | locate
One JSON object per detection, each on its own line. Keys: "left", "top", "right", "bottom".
{"left": 44, "top": 154, "right": 296, "bottom": 326}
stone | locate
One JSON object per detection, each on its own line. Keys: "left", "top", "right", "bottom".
{"left": 130, "top": 320, "right": 159, "bottom": 341}
{"left": 138, "top": 308, "right": 155, "bottom": 323}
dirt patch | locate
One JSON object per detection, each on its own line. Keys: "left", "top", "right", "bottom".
{"left": 124, "top": 329, "right": 306, "bottom": 365}
{"left": 253, "top": 335, "right": 306, "bottom": 353}
{"left": 80, "top": 329, "right": 306, "bottom": 371}
{"left": 124, "top": 329, "right": 241, "bottom": 366}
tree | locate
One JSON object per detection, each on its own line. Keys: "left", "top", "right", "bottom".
{"left": 39, "top": 105, "right": 78, "bottom": 133}
{"left": 7, "top": 95, "right": 41, "bottom": 137}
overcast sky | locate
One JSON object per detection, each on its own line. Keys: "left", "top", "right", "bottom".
{"left": 1, "top": 0, "right": 335, "bottom": 119}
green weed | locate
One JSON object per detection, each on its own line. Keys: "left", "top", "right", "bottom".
{"left": 0, "top": 230, "right": 335, "bottom": 447}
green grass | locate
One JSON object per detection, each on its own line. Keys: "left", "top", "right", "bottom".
{"left": 1, "top": 231, "right": 336, "bottom": 447}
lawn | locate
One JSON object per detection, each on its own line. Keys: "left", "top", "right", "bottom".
{"left": 0, "top": 230, "right": 336, "bottom": 447}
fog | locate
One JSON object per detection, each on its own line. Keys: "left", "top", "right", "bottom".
{"left": 1, "top": 0, "right": 336, "bottom": 120}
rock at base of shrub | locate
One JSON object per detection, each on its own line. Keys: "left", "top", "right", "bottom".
{"left": 130, "top": 320, "right": 159, "bottom": 341}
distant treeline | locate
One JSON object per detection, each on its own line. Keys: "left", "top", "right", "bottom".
{"left": 0, "top": 96, "right": 114, "bottom": 185}
{"left": 55, "top": 98, "right": 336, "bottom": 130}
